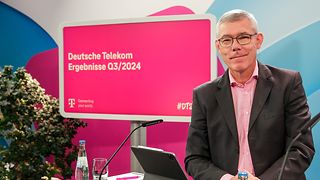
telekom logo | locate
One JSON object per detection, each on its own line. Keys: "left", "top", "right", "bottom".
{"left": 68, "top": 98, "right": 76, "bottom": 108}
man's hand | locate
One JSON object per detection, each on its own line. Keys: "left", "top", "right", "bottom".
{"left": 230, "top": 175, "right": 238, "bottom": 180}
{"left": 248, "top": 172, "right": 260, "bottom": 180}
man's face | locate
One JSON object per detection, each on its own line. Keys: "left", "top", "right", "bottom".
{"left": 215, "top": 18, "right": 263, "bottom": 74}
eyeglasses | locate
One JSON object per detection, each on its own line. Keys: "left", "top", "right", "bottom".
{"left": 217, "top": 33, "right": 257, "bottom": 48}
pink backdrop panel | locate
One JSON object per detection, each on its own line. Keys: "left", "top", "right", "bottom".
{"left": 61, "top": 15, "right": 213, "bottom": 119}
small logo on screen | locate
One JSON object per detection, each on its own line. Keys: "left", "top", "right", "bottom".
{"left": 68, "top": 98, "right": 76, "bottom": 108}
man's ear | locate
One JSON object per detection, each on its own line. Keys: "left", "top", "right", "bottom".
{"left": 256, "top": 32, "right": 264, "bottom": 49}
{"left": 215, "top": 40, "right": 221, "bottom": 51}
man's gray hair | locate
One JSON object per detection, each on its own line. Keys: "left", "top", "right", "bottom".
{"left": 216, "top": 9, "right": 258, "bottom": 37}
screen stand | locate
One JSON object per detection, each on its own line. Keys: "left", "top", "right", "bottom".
{"left": 130, "top": 121, "right": 146, "bottom": 173}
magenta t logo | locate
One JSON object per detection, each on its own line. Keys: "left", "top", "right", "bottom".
{"left": 68, "top": 98, "right": 76, "bottom": 108}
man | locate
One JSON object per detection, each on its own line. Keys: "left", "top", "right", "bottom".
{"left": 185, "top": 9, "right": 314, "bottom": 180}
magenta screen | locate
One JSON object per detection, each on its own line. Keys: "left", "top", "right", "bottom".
{"left": 59, "top": 15, "right": 216, "bottom": 122}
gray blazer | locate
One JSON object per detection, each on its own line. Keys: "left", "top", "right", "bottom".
{"left": 185, "top": 62, "right": 314, "bottom": 180}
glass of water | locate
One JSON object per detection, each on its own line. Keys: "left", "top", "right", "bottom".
{"left": 92, "top": 158, "right": 108, "bottom": 180}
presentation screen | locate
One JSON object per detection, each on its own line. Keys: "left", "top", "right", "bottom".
{"left": 59, "top": 14, "right": 216, "bottom": 122}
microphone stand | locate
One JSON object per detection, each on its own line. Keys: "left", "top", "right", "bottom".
{"left": 278, "top": 112, "right": 320, "bottom": 180}
{"left": 99, "top": 119, "right": 163, "bottom": 180}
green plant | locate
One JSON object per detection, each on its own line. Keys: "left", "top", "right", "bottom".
{"left": 0, "top": 66, "right": 87, "bottom": 179}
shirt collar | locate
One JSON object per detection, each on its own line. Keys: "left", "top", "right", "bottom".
{"left": 229, "top": 61, "right": 259, "bottom": 87}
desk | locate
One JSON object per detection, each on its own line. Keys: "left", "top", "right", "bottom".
{"left": 108, "top": 172, "right": 144, "bottom": 180}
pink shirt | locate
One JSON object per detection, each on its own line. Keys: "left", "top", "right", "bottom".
{"left": 221, "top": 63, "right": 258, "bottom": 180}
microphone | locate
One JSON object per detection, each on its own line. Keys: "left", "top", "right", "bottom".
{"left": 141, "top": 119, "right": 163, "bottom": 127}
{"left": 99, "top": 119, "right": 163, "bottom": 180}
{"left": 298, "top": 113, "right": 320, "bottom": 134}
{"left": 278, "top": 112, "right": 320, "bottom": 180}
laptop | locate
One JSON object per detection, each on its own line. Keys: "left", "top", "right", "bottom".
{"left": 131, "top": 146, "right": 188, "bottom": 180}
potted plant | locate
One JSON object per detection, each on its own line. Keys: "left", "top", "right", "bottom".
{"left": 0, "top": 66, "right": 87, "bottom": 179}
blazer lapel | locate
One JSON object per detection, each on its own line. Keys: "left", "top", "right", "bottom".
{"left": 249, "top": 63, "right": 273, "bottom": 130}
{"left": 215, "top": 71, "right": 239, "bottom": 142}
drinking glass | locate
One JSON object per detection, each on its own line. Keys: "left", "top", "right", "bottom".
{"left": 92, "top": 158, "right": 108, "bottom": 180}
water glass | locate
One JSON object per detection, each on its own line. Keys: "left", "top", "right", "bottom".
{"left": 92, "top": 158, "right": 108, "bottom": 180}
